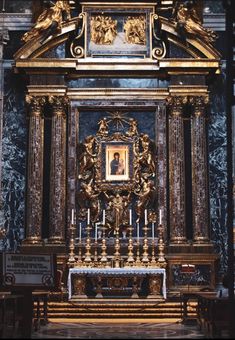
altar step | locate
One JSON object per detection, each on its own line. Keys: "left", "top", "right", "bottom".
{"left": 45, "top": 299, "right": 197, "bottom": 320}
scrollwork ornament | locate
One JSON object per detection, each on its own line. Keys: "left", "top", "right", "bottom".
{"left": 152, "top": 14, "right": 166, "bottom": 60}
{"left": 70, "top": 12, "right": 86, "bottom": 58}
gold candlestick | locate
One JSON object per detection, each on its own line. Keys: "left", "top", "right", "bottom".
{"left": 94, "top": 240, "right": 98, "bottom": 264}
{"left": 100, "top": 226, "right": 108, "bottom": 265}
{"left": 126, "top": 226, "right": 134, "bottom": 266}
{"left": 84, "top": 224, "right": 92, "bottom": 265}
{"left": 142, "top": 224, "right": 149, "bottom": 265}
{"left": 77, "top": 239, "right": 83, "bottom": 266}
{"left": 114, "top": 231, "right": 121, "bottom": 268}
{"left": 150, "top": 239, "right": 157, "bottom": 267}
{"left": 68, "top": 223, "right": 76, "bottom": 267}
{"left": 157, "top": 224, "right": 166, "bottom": 264}
{"left": 135, "top": 240, "right": 142, "bottom": 267}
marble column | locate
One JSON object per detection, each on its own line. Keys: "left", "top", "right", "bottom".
{"left": 25, "top": 95, "right": 46, "bottom": 244}
{"left": 48, "top": 96, "right": 68, "bottom": 244}
{"left": 190, "top": 96, "right": 209, "bottom": 243}
{"left": 167, "top": 96, "right": 187, "bottom": 243}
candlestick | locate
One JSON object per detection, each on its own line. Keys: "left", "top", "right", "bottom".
{"left": 79, "top": 222, "right": 82, "bottom": 242}
{"left": 159, "top": 209, "right": 162, "bottom": 225}
{"left": 95, "top": 223, "right": 98, "bottom": 242}
{"left": 144, "top": 209, "right": 148, "bottom": 225}
{"left": 152, "top": 222, "right": 154, "bottom": 240}
{"left": 71, "top": 209, "right": 74, "bottom": 225}
{"left": 137, "top": 222, "right": 139, "bottom": 241}
{"left": 87, "top": 208, "right": 90, "bottom": 225}
{"left": 103, "top": 209, "right": 105, "bottom": 225}
{"left": 129, "top": 209, "right": 132, "bottom": 225}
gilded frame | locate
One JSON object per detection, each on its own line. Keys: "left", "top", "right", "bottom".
{"left": 83, "top": 5, "right": 154, "bottom": 58}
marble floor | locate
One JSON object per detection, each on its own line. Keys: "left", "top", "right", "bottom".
{"left": 30, "top": 319, "right": 206, "bottom": 339}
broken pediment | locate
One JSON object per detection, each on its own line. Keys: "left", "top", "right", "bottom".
{"left": 14, "top": 1, "right": 221, "bottom": 75}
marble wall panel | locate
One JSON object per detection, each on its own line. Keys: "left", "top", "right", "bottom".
{"left": 0, "top": 69, "right": 27, "bottom": 251}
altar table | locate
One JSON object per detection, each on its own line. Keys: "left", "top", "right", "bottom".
{"left": 68, "top": 267, "right": 166, "bottom": 299}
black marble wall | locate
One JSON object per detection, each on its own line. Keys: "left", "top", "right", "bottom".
{"left": 0, "top": 69, "right": 27, "bottom": 251}
{"left": 208, "top": 70, "right": 228, "bottom": 273}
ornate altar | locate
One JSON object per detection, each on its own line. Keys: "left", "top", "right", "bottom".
{"left": 14, "top": 0, "right": 221, "bottom": 295}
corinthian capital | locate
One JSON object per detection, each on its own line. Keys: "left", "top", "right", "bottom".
{"left": 189, "top": 96, "right": 209, "bottom": 116}
{"left": 26, "top": 95, "right": 46, "bottom": 117}
{"left": 166, "top": 96, "right": 188, "bottom": 116}
{"left": 48, "top": 96, "right": 70, "bottom": 116}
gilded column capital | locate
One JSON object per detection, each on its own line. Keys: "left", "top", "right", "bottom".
{"left": 48, "top": 95, "right": 70, "bottom": 116}
{"left": 26, "top": 95, "right": 46, "bottom": 116}
{"left": 189, "top": 96, "right": 209, "bottom": 116}
{"left": 166, "top": 96, "right": 188, "bottom": 116}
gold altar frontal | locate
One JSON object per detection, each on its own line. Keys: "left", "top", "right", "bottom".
{"left": 15, "top": 0, "right": 221, "bottom": 297}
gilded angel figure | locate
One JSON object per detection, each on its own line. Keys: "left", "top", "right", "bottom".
{"left": 22, "top": 0, "right": 71, "bottom": 43}
{"left": 172, "top": 1, "right": 217, "bottom": 44}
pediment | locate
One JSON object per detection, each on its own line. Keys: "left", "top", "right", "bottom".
{"left": 14, "top": 1, "right": 221, "bottom": 75}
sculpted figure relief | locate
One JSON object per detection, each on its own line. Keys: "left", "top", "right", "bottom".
{"left": 22, "top": 0, "right": 71, "bottom": 43}
{"left": 90, "top": 15, "right": 117, "bottom": 45}
{"left": 173, "top": 1, "right": 217, "bottom": 44}
{"left": 124, "top": 16, "right": 146, "bottom": 45}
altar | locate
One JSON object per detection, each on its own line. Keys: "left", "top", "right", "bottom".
{"left": 68, "top": 267, "right": 166, "bottom": 300}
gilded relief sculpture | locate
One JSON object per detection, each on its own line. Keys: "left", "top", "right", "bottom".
{"left": 172, "top": 1, "right": 217, "bottom": 43}
{"left": 123, "top": 16, "right": 146, "bottom": 45}
{"left": 90, "top": 15, "right": 118, "bottom": 44}
{"left": 76, "top": 113, "right": 157, "bottom": 235}
{"left": 22, "top": 0, "right": 71, "bottom": 43}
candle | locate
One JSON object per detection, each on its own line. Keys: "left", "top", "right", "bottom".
{"left": 87, "top": 208, "right": 90, "bottom": 225}
{"left": 159, "top": 209, "right": 162, "bottom": 225}
{"left": 129, "top": 209, "right": 132, "bottom": 225}
{"left": 103, "top": 209, "right": 105, "bottom": 225}
{"left": 71, "top": 209, "right": 74, "bottom": 225}
{"left": 152, "top": 222, "right": 154, "bottom": 240}
{"left": 95, "top": 223, "right": 98, "bottom": 242}
{"left": 79, "top": 222, "right": 82, "bottom": 242}
{"left": 144, "top": 209, "right": 148, "bottom": 225}
{"left": 137, "top": 222, "right": 139, "bottom": 241}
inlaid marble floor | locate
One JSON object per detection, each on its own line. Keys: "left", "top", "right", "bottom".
{"left": 31, "top": 320, "right": 206, "bottom": 339}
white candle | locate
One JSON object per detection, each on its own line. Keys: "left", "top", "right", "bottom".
{"left": 144, "top": 209, "right": 148, "bottom": 225}
{"left": 129, "top": 209, "right": 132, "bottom": 225}
{"left": 159, "top": 209, "right": 162, "bottom": 225}
{"left": 79, "top": 222, "right": 82, "bottom": 242}
{"left": 137, "top": 222, "right": 139, "bottom": 241}
{"left": 152, "top": 222, "right": 154, "bottom": 240}
{"left": 71, "top": 209, "right": 74, "bottom": 225}
{"left": 95, "top": 223, "right": 98, "bottom": 242}
{"left": 103, "top": 209, "right": 105, "bottom": 225}
{"left": 87, "top": 208, "right": 90, "bottom": 225}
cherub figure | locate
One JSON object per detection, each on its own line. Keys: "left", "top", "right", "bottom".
{"left": 97, "top": 118, "right": 109, "bottom": 136}
{"left": 127, "top": 118, "right": 138, "bottom": 136}
{"left": 22, "top": 0, "right": 71, "bottom": 43}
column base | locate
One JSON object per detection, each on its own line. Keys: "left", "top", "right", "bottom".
{"left": 193, "top": 237, "right": 211, "bottom": 244}
{"left": 48, "top": 236, "right": 65, "bottom": 244}
{"left": 22, "top": 237, "right": 43, "bottom": 245}
{"left": 170, "top": 236, "right": 188, "bottom": 244}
